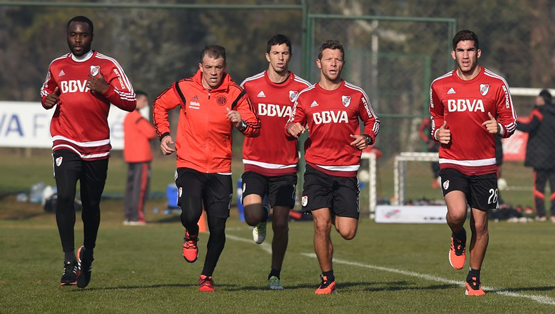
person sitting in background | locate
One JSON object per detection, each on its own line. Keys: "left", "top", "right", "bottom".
{"left": 516, "top": 89, "right": 555, "bottom": 222}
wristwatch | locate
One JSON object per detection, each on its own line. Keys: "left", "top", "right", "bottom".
{"left": 362, "top": 134, "right": 372, "bottom": 145}
{"left": 238, "top": 120, "right": 247, "bottom": 132}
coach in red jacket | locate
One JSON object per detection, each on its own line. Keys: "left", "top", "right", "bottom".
{"left": 153, "top": 45, "right": 260, "bottom": 292}
{"left": 40, "top": 16, "right": 136, "bottom": 289}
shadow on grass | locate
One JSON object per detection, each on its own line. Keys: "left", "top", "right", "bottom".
{"left": 488, "top": 285, "right": 555, "bottom": 293}
{"left": 230, "top": 281, "right": 456, "bottom": 292}
{"left": 68, "top": 282, "right": 240, "bottom": 292}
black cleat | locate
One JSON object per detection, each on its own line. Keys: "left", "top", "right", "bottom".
{"left": 60, "top": 260, "right": 77, "bottom": 286}
{"left": 76, "top": 246, "right": 94, "bottom": 288}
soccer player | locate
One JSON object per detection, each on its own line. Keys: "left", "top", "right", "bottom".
{"left": 240, "top": 34, "right": 311, "bottom": 290}
{"left": 123, "top": 91, "right": 156, "bottom": 225}
{"left": 40, "top": 16, "right": 136, "bottom": 288}
{"left": 153, "top": 45, "right": 261, "bottom": 292}
{"left": 429, "top": 30, "right": 517, "bottom": 296}
{"left": 285, "top": 40, "right": 380, "bottom": 294}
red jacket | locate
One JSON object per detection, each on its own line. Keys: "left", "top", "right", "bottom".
{"left": 153, "top": 70, "right": 260, "bottom": 173}
{"left": 124, "top": 110, "right": 156, "bottom": 163}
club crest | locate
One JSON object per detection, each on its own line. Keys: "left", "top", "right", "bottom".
{"left": 342, "top": 95, "right": 351, "bottom": 107}
{"left": 443, "top": 180, "right": 450, "bottom": 190}
{"left": 480, "top": 84, "right": 490, "bottom": 96}
{"left": 302, "top": 196, "right": 308, "bottom": 207}
{"left": 55, "top": 156, "right": 63, "bottom": 167}
{"left": 289, "top": 90, "right": 299, "bottom": 102}
{"left": 90, "top": 65, "right": 100, "bottom": 77}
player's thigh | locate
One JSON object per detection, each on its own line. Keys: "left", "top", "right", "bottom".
{"left": 469, "top": 172, "right": 498, "bottom": 211}
{"left": 302, "top": 166, "right": 332, "bottom": 212}
{"left": 53, "top": 149, "right": 82, "bottom": 199}
{"left": 332, "top": 176, "right": 360, "bottom": 219}
{"left": 441, "top": 168, "right": 470, "bottom": 214}
{"left": 204, "top": 174, "right": 233, "bottom": 218}
{"left": 241, "top": 171, "right": 268, "bottom": 206}
{"left": 175, "top": 167, "right": 204, "bottom": 207}
{"left": 268, "top": 174, "right": 297, "bottom": 209}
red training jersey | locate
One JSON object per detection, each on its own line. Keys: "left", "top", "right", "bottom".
{"left": 153, "top": 70, "right": 261, "bottom": 174}
{"left": 123, "top": 110, "right": 156, "bottom": 163}
{"left": 429, "top": 67, "right": 517, "bottom": 175}
{"left": 286, "top": 80, "right": 380, "bottom": 177}
{"left": 40, "top": 50, "right": 136, "bottom": 160}
{"left": 241, "top": 71, "right": 311, "bottom": 176}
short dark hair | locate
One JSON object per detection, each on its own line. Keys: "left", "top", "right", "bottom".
{"left": 539, "top": 89, "right": 552, "bottom": 105}
{"left": 200, "top": 45, "right": 226, "bottom": 63}
{"left": 67, "top": 16, "right": 94, "bottom": 34}
{"left": 266, "top": 34, "right": 292, "bottom": 55}
{"left": 135, "top": 90, "right": 148, "bottom": 98}
{"left": 318, "top": 40, "right": 344, "bottom": 61}
{"left": 452, "top": 30, "right": 479, "bottom": 50}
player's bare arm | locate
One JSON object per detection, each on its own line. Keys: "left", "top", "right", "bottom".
{"left": 286, "top": 122, "right": 305, "bottom": 138}
{"left": 482, "top": 112, "right": 499, "bottom": 134}
{"left": 436, "top": 121, "right": 451, "bottom": 144}
{"left": 160, "top": 135, "right": 176, "bottom": 155}
{"left": 44, "top": 86, "right": 60, "bottom": 109}
{"left": 87, "top": 72, "right": 109, "bottom": 93}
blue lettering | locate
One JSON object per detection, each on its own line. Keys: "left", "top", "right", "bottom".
{"left": 5, "top": 114, "right": 24, "bottom": 137}
{"left": 33, "top": 114, "right": 49, "bottom": 137}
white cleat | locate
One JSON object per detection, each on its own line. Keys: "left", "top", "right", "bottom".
{"left": 252, "top": 221, "right": 267, "bottom": 244}
{"left": 268, "top": 276, "right": 284, "bottom": 290}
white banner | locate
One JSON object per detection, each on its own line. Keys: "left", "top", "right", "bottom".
{"left": 0, "top": 101, "right": 149, "bottom": 150}
{"left": 375, "top": 205, "right": 447, "bottom": 224}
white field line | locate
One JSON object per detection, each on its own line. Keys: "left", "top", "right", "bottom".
{"left": 225, "top": 233, "right": 555, "bottom": 305}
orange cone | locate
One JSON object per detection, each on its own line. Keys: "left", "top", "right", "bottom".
{"left": 198, "top": 209, "right": 208, "bottom": 233}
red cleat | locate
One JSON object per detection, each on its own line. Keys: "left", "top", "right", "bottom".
{"left": 465, "top": 277, "right": 485, "bottom": 296}
{"left": 315, "top": 275, "right": 337, "bottom": 294}
{"left": 199, "top": 275, "right": 215, "bottom": 292}
{"left": 182, "top": 230, "right": 199, "bottom": 263}
{"left": 449, "top": 236, "right": 466, "bottom": 270}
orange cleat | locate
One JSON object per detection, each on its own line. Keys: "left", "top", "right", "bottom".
{"left": 182, "top": 230, "right": 199, "bottom": 263}
{"left": 315, "top": 275, "right": 337, "bottom": 294}
{"left": 449, "top": 236, "right": 466, "bottom": 270}
{"left": 199, "top": 275, "right": 215, "bottom": 292}
{"left": 465, "top": 277, "right": 485, "bottom": 296}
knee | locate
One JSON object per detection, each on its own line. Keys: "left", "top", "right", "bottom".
{"left": 272, "top": 219, "right": 289, "bottom": 235}
{"left": 338, "top": 227, "right": 357, "bottom": 240}
{"left": 314, "top": 219, "right": 331, "bottom": 235}
{"left": 473, "top": 220, "right": 488, "bottom": 235}
{"left": 243, "top": 204, "right": 264, "bottom": 226}
{"left": 447, "top": 210, "right": 466, "bottom": 224}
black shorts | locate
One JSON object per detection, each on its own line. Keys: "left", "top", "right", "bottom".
{"left": 302, "top": 165, "right": 359, "bottom": 219}
{"left": 440, "top": 168, "right": 498, "bottom": 211}
{"left": 241, "top": 171, "right": 297, "bottom": 209}
{"left": 175, "top": 167, "right": 232, "bottom": 218}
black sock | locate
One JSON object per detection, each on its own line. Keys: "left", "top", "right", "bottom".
{"left": 64, "top": 251, "right": 75, "bottom": 263}
{"left": 82, "top": 247, "right": 94, "bottom": 261}
{"left": 452, "top": 228, "right": 466, "bottom": 242}
{"left": 268, "top": 268, "right": 281, "bottom": 280}
{"left": 466, "top": 268, "right": 481, "bottom": 283}
{"left": 322, "top": 270, "right": 335, "bottom": 282}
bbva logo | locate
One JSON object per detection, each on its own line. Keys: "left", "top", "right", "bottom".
{"left": 313, "top": 111, "right": 348, "bottom": 124}
{"left": 447, "top": 99, "right": 485, "bottom": 112}
{"left": 60, "top": 80, "right": 89, "bottom": 93}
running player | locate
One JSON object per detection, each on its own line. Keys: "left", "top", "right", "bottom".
{"left": 153, "top": 45, "right": 260, "bottom": 292}
{"left": 240, "top": 34, "right": 311, "bottom": 290}
{"left": 285, "top": 40, "right": 380, "bottom": 294}
{"left": 40, "top": 16, "right": 136, "bottom": 288}
{"left": 430, "top": 30, "right": 517, "bottom": 296}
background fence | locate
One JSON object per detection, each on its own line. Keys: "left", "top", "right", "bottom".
{"left": 1, "top": 0, "right": 554, "bottom": 216}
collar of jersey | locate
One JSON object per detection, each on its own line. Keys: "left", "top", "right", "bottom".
{"left": 70, "top": 50, "right": 94, "bottom": 63}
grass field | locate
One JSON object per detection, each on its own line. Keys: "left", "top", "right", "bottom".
{"left": 1, "top": 195, "right": 555, "bottom": 314}
{"left": 1, "top": 149, "right": 554, "bottom": 313}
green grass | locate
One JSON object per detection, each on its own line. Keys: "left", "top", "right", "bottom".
{"left": 0, "top": 148, "right": 546, "bottom": 213}
{"left": 1, "top": 197, "right": 555, "bottom": 313}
